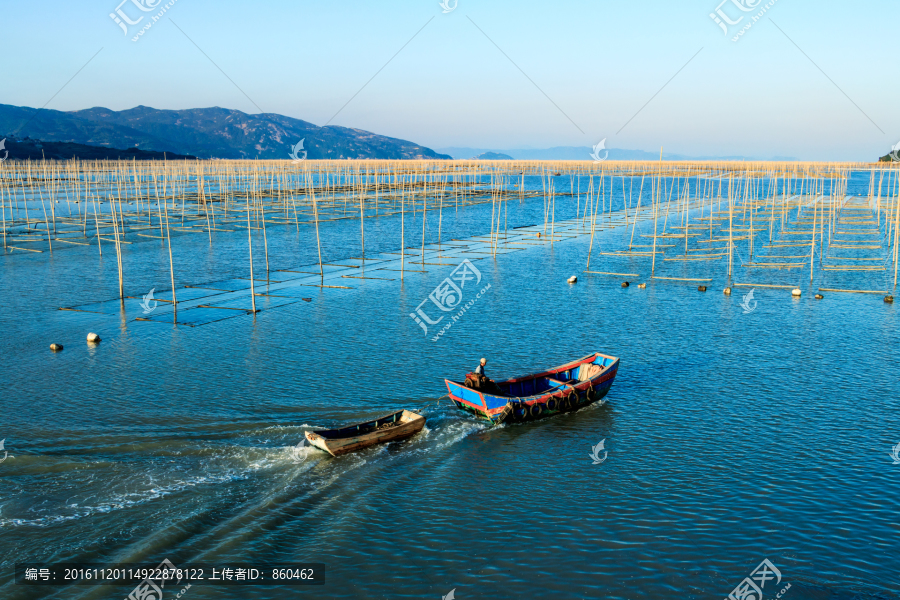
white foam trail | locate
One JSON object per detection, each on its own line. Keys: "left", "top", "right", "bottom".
{"left": 406, "top": 418, "right": 489, "bottom": 455}
{"left": 1, "top": 416, "right": 494, "bottom": 529}
{"left": 282, "top": 443, "right": 323, "bottom": 467}
{"left": 1, "top": 441, "right": 310, "bottom": 529}
{"left": 0, "top": 472, "right": 245, "bottom": 528}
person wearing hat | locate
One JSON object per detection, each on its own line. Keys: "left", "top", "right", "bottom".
{"left": 475, "top": 357, "right": 497, "bottom": 388}
{"left": 474, "top": 358, "right": 487, "bottom": 380}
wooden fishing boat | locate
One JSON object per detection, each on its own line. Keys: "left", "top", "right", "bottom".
{"left": 305, "top": 410, "right": 426, "bottom": 456}
{"left": 444, "top": 352, "right": 619, "bottom": 424}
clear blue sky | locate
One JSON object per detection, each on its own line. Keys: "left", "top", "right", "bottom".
{"left": 2, "top": 0, "right": 897, "bottom": 160}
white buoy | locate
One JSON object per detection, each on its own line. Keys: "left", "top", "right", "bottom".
{"left": 637, "top": 283, "right": 646, "bottom": 289}
{"left": 87, "top": 332, "right": 101, "bottom": 344}
{"left": 567, "top": 276, "right": 577, "bottom": 284}
{"left": 50, "top": 343, "right": 63, "bottom": 352}
{"left": 791, "top": 289, "right": 802, "bottom": 297}
{"left": 723, "top": 287, "right": 732, "bottom": 295}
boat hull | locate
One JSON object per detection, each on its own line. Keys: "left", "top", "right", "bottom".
{"left": 445, "top": 353, "right": 619, "bottom": 424}
{"left": 305, "top": 410, "right": 426, "bottom": 456}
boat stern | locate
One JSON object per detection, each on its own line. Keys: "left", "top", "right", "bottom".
{"left": 444, "top": 379, "right": 507, "bottom": 422}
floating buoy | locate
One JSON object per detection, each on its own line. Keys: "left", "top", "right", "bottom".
{"left": 791, "top": 289, "right": 802, "bottom": 297}
{"left": 50, "top": 343, "right": 63, "bottom": 352}
{"left": 815, "top": 294, "right": 824, "bottom": 300}
{"left": 723, "top": 287, "right": 732, "bottom": 295}
{"left": 567, "top": 276, "right": 577, "bottom": 284}
{"left": 698, "top": 286, "right": 707, "bottom": 292}
{"left": 536, "top": 232, "right": 541, "bottom": 238}
{"left": 885, "top": 295, "right": 894, "bottom": 304}
{"left": 621, "top": 282, "right": 630, "bottom": 288}
{"left": 87, "top": 332, "right": 101, "bottom": 344}
{"left": 637, "top": 283, "right": 646, "bottom": 289}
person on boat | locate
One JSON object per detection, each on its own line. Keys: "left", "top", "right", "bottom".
{"left": 472, "top": 358, "right": 503, "bottom": 394}
{"left": 475, "top": 358, "right": 488, "bottom": 380}
{"left": 466, "top": 358, "right": 489, "bottom": 389}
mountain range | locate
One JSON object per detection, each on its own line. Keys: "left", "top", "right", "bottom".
{"left": 6, "top": 103, "right": 880, "bottom": 162}
{"left": 0, "top": 104, "right": 451, "bottom": 160}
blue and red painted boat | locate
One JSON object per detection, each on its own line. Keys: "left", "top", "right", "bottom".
{"left": 444, "top": 352, "right": 619, "bottom": 424}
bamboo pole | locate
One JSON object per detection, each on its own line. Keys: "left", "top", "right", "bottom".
{"left": 810, "top": 196, "right": 817, "bottom": 283}
{"left": 246, "top": 197, "right": 257, "bottom": 313}
{"left": 894, "top": 182, "right": 900, "bottom": 289}
{"left": 586, "top": 177, "right": 598, "bottom": 270}
{"left": 651, "top": 149, "right": 662, "bottom": 278}
{"left": 162, "top": 193, "right": 177, "bottom": 321}
{"left": 110, "top": 195, "right": 124, "bottom": 299}
{"left": 629, "top": 174, "right": 645, "bottom": 249}
{"left": 311, "top": 174, "right": 324, "bottom": 282}
{"left": 400, "top": 173, "right": 405, "bottom": 280}
{"left": 421, "top": 172, "right": 427, "bottom": 264}
{"left": 728, "top": 174, "right": 734, "bottom": 282}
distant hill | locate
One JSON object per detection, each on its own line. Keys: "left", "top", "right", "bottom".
{"left": 0, "top": 104, "right": 451, "bottom": 160}
{"left": 438, "top": 146, "right": 786, "bottom": 161}
{"left": 472, "top": 151, "right": 513, "bottom": 160}
{"left": 440, "top": 146, "right": 685, "bottom": 161}
{"left": 0, "top": 136, "right": 196, "bottom": 160}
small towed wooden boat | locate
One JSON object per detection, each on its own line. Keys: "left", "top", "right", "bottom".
{"left": 305, "top": 410, "right": 426, "bottom": 456}
{"left": 444, "top": 352, "right": 619, "bottom": 424}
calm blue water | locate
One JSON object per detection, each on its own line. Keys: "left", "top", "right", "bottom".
{"left": 1, "top": 170, "right": 898, "bottom": 600}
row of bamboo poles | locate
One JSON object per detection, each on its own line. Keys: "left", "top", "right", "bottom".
{"left": 2, "top": 159, "right": 899, "bottom": 311}
{"left": 574, "top": 157, "right": 900, "bottom": 290}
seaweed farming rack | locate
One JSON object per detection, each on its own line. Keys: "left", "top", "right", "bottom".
{"left": 2, "top": 159, "right": 898, "bottom": 325}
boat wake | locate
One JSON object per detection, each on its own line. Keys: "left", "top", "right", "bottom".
{"left": 0, "top": 470, "right": 247, "bottom": 528}
{"left": 0, "top": 404, "right": 500, "bottom": 536}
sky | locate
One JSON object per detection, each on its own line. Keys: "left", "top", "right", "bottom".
{"left": 1, "top": 0, "right": 898, "bottom": 161}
